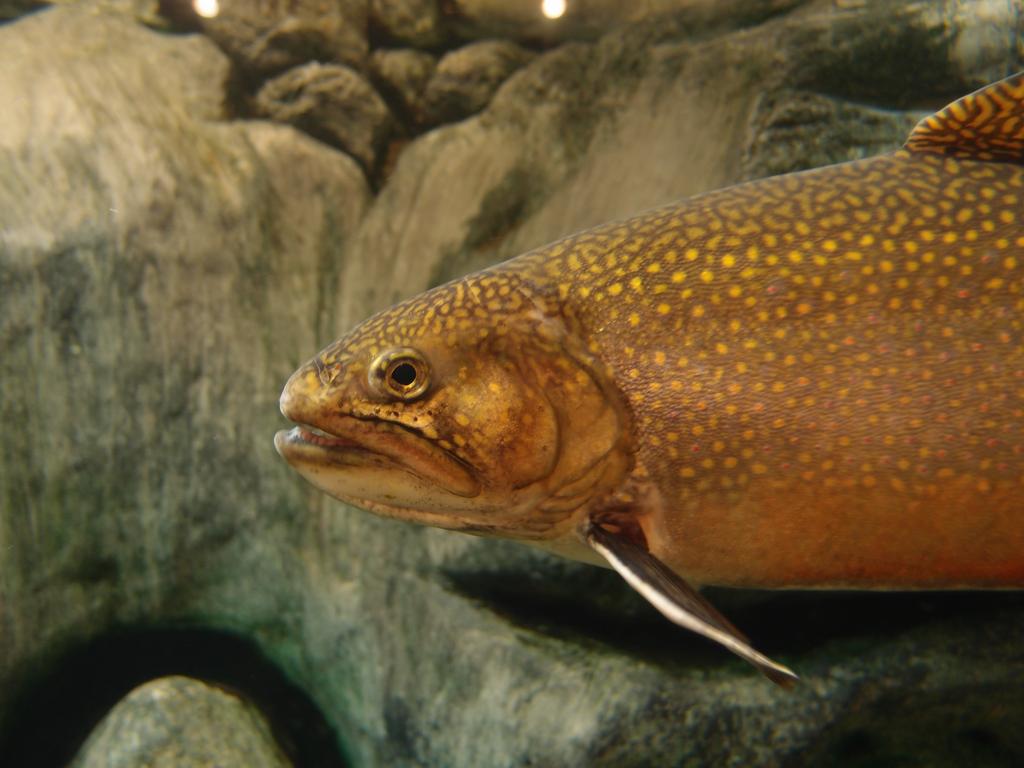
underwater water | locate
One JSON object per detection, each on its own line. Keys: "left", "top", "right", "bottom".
{"left": 1, "top": 0, "right": 1023, "bottom": 766}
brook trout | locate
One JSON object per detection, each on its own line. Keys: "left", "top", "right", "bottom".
{"left": 276, "top": 74, "right": 1024, "bottom": 685}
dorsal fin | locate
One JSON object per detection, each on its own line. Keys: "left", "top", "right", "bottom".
{"left": 904, "top": 72, "right": 1024, "bottom": 163}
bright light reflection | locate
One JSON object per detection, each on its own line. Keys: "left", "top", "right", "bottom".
{"left": 542, "top": 0, "right": 567, "bottom": 20}
{"left": 194, "top": 0, "right": 220, "bottom": 19}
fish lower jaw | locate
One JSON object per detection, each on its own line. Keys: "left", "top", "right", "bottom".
{"left": 274, "top": 419, "right": 482, "bottom": 500}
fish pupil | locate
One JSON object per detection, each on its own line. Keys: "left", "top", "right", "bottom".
{"left": 390, "top": 362, "right": 418, "bottom": 388}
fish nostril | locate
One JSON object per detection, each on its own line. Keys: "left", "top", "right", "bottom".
{"left": 313, "top": 357, "right": 344, "bottom": 386}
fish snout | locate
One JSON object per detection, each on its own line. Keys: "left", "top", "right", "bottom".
{"left": 279, "top": 356, "right": 337, "bottom": 422}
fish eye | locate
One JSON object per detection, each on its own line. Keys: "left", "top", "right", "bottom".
{"left": 369, "top": 348, "right": 430, "bottom": 400}
{"left": 389, "top": 362, "right": 417, "bottom": 387}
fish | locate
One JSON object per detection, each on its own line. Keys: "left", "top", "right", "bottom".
{"left": 275, "top": 73, "right": 1024, "bottom": 686}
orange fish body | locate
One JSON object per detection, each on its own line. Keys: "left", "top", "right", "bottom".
{"left": 518, "top": 140, "right": 1024, "bottom": 591}
{"left": 277, "top": 74, "right": 1024, "bottom": 683}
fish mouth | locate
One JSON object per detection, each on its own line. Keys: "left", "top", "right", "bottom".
{"left": 274, "top": 415, "right": 481, "bottom": 501}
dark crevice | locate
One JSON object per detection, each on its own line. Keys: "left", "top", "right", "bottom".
{"left": 442, "top": 567, "right": 1024, "bottom": 671}
{"left": 0, "top": 626, "right": 347, "bottom": 768}
{"left": 794, "top": 686, "right": 1024, "bottom": 767}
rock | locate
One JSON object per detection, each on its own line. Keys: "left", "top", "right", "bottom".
{"left": 2, "top": 1, "right": 1024, "bottom": 767}
{"left": 447, "top": 0, "right": 806, "bottom": 44}
{"left": 369, "top": 48, "right": 437, "bottom": 126}
{"left": 200, "top": 0, "right": 368, "bottom": 76}
{"left": 741, "top": 90, "right": 925, "bottom": 180}
{"left": 370, "top": 0, "right": 448, "bottom": 48}
{"left": 254, "top": 62, "right": 394, "bottom": 173}
{"left": 70, "top": 677, "right": 291, "bottom": 768}
{"left": 0, "top": 0, "right": 368, "bottom": 757}
{"left": 422, "top": 39, "right": 534, "bottom": 125}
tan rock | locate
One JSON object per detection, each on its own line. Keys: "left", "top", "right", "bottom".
{"left": 254, "top": 62, "right": 395, "bottom": 173}
{"left": 200, "top": 0, "right": 369, "bottom": 75}
{"left": 70, "top": 677, "right": 291, "bottom": 768}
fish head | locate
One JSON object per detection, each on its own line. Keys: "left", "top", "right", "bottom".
{"left": 274, "top": 271, "right": 632, "bottom": 539}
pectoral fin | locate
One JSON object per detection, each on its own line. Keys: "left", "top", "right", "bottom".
{"left": 584, "top": 521, "right": 799, "bottom": 688}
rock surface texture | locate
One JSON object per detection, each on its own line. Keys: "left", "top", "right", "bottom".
{"left": 1, "top": 1, "right": 1024, "bottom": 767}
{"left": 254, "top": 62, "right": 395, "bottom": 173}
{"left": 200, "top": 0, "right": 369, "bottom": 74}
{"left": 421, "top": 40, "right": 535, "bottom": 125}
{"left": 70, "top": 676, "right": 293, "bottom": 768}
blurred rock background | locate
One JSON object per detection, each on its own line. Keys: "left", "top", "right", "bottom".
{"left": 1, "top": 0, "right": 1023, "bottom": 766}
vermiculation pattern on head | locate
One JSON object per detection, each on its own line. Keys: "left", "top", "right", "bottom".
{"left": 317, "top": 270, "right": 565, "bottom": 371}
{"left": 506, "top": 149, "right": 1023, "bottom": 516}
